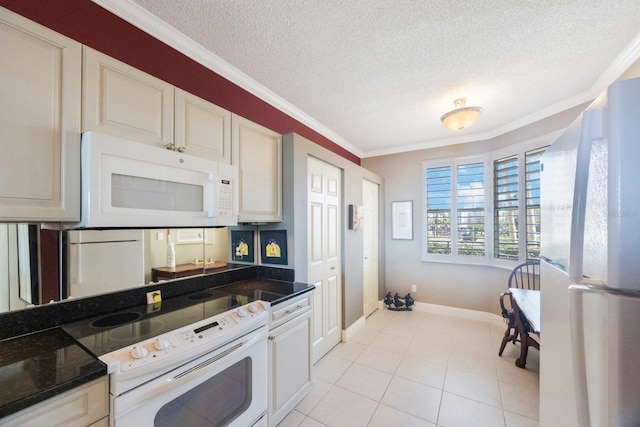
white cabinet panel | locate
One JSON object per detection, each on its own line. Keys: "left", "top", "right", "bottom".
{"left": 175, "top": 88, "right": 231, "bottom": 164}
{"left": 268, "top": 306, "right": 312, "bottom": 426}
{"left": 0, "top": 7, "right": 81, "bottom": 221}
{"left": 82, "top": 46, "right": 174, "bottom": 147}
{"left": 1, "top": 377, "right": 108, "bottom": 427}
{"left": 232, "top": 114, "right": 282, "bottom": 222}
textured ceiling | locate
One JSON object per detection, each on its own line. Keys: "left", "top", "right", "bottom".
{"left": 97, "top": 0, "right": 640, "bottom": 158}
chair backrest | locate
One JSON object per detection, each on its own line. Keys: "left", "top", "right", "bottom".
{"left": 508, "top": 260, "right": 540, "bottom": 290}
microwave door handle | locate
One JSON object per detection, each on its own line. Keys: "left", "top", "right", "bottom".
{"left": 208, "top": 173, "right": 215, "bottom": 218}
{"left": 569, "top": 109, "right": 603, "bottom": 283}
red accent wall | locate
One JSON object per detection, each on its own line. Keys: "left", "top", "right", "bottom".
{"left": 0, "top": 0, "right": 360, "bottom": 165}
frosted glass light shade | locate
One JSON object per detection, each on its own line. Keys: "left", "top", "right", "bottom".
{"left": 440, "top": 98, "right": 483, "bottom": 131}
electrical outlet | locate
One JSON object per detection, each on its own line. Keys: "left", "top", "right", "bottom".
{"left": 157, "top": 231, "right": 164, "bottom": 241}
{"left": 411, "top": 284, "right": 417, "bottom": 293}
{"left": 146, "top": 290, "right": 161, "bottom": 304}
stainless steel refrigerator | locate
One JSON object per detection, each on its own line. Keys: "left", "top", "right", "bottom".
{"left": 540, "top": 77, "right": 640, "bottom": 426}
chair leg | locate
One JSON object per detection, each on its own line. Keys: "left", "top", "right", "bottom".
{"left": 499, "top": 317, "right": 518, "bottom": 356}
{"left": 498, "top": 324, "right": 511, "bottom": 356}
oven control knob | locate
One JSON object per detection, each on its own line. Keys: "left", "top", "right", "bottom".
{"left": 247, "top": 303, "right": 259, "bottom": 313}
{"left": 237, "top": 307, "right": 248, "bottom": 317}
{"left": 130, "top": 345, "right": 148, "bottom": 359}
{"left": 153, "top": 337, "right": 170, "bottom": 351}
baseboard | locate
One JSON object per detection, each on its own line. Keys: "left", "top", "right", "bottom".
{"left": 341, "top": 315, "right": 366, "bottom": 342}
{"left": 342, "top": 301, "right": 504, "bottom": 343}
{"left": 412, "top": 301, "right": 504, "bottom": 327}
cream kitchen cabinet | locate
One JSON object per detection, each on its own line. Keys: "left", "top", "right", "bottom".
{"left": 232, "top": 114, "right": 282, "bottom": 222}
{"left": 1, "top": 377, "right": 109, "bottom": 427}
{"left": 82, "top": 46, "right": 174, "bottom": 148}
{"left": 268, "top": 293, "right": 313, "bottom": 426}
{"left": 0, "top": 7, "right": 81, "bottom": 221}
{"left": 174, "top": 87, "right": 231, "bottom": 164}
{"left": 83, "top": 48, "right": 231, "bottom": 163}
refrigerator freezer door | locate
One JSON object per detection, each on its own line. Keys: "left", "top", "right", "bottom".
{"left": 540, "top": 116, "right": 581, "bottom": 271}
{"left": 607, "top": 79, "right": 640, "bottom": 290}
{"left": 569, "top": 109, "right": 607, "bottom": 285}
{"left": 540, "top": 95, "right": 607, "bottom": 284}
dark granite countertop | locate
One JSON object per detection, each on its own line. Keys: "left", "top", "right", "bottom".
{"left": 0, "top": 328, "right": 106, "bottom": 419}
{"left": 0, "top": 267, "right": 307, "bottom": 420}
{"left": 212, "top": 279, "right": 314, "bottom": 305}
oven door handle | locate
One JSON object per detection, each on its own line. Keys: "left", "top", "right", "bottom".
{"left": 116, "top": 327, "right": 266, "bottom": 418}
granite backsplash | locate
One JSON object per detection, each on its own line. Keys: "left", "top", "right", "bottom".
{"left": 0, "top": 264, "right": 294, "bottom": 340}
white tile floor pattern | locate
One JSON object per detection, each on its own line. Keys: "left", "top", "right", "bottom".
{"left": 278, "top": 307, "right": 540, "bottom": 427}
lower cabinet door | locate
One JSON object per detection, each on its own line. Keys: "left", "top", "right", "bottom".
{"left": 268, "top": 309, "right": 312, "bottom": 426}
{"left": 1, "top": 377, "right": 108, "bottom": 427}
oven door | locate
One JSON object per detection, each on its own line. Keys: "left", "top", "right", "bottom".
{"left": 112, "top": 325, "right": 267, "bottom": 427}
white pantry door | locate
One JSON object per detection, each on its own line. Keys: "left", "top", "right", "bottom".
{"left": 308, "top": 156, "right": 342, "bottom": 363}
{"left": 362, "top": 179, "right": 379, "bottom": 317}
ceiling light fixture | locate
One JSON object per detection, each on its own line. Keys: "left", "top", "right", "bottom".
{"left": 440, "top": 98, "right": 483, "bottom": 131}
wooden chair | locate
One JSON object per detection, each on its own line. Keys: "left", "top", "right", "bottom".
{"left": 498, "top": 259, "right": 540, "bottom": 356}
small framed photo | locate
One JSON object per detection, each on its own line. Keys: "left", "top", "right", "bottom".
{"left": 260, "top": 230, "right": 288, "bottom": 265}
{"left": 348, "top": 204, "right": 363, "bottom": 230}
{"left": 392, "top": 201, "right": 413, "bottom": 240}
{"left": 231, "top": 230, "right": 254, "bottom": 263}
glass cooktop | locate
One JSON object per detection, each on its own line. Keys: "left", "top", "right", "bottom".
{"left": 62, "top": 289, "right": 255, "bottom": 357}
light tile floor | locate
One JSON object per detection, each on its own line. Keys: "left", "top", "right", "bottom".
{"left": 278, "top": 307, "right": 540, "bottom": 427}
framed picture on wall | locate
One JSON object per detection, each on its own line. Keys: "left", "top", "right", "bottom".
{"left": 392, "top": 200, "right": 413, "bottom": 240}
{"left": 260, "top": 230, "right": 288, "bottom": 265}
{"left": 348, "top": 204, "right": 363, "bottom": 230}
{"left": 231, "top": 230, "right": 254, "bottom": 263}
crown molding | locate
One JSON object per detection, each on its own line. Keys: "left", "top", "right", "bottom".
{"left": 91, "top": 1, "right": 640, "bottom": 159}
{"left": 91, "top": 0, "right": 363, "bottom": 159}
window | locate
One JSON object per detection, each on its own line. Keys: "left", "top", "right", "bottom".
{"left": 421, "top": 140, "right": 550, "bottom": 266}
{"left": 456, "top": 162, "right": 485, "bottom": 256}
{"left": 423, "top": 157, "right": 487, "bottom": 261}
{"left": 494, "top": 156, "right": 519, "bottom": 259}
{"left": 493, "top": 146, "right": 547, "bottom": 261}
{"left": 524, "top": 147, "right": 545, "bottom": 259}
{"left": 425, "top": 165, "right": 452, "bottom": 255}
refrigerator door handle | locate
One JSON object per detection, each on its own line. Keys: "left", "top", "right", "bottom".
{"left": 569, "top": 284, "right": 607, "bottom": 427}
{"left": 569, "top": 284, "right": 591, "bottom": 427}
{"left": 568, "top": 109, "right": 603, "bottom": 284}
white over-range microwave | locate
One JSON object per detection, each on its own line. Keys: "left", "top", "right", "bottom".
{"left": 76, "top": 132, "right": 237, "bottom": 228}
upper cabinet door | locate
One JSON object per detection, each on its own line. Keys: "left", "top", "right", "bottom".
{"left": 82, "top": 46, "right": 174, "bottom": 147}
{"left": 0, "top": 7, "right": 81, "bottom": 221}
{"left": 175, "top": 88, "right": 231, "bottom": 164}
{"left": 232, "top": 114, "right": 282, "bottom": 222}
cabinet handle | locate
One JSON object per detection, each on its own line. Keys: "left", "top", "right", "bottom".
{"left": 286, "top": 304, "right": 304, "bottom": 314}
{"left": 177, "top": 146, "right": 186, "bottom": 153}
{"left": 268, "top": 335, "right": 276, "bottom": 341}
{"left": 165, "top": 143, "right": 175, "bottom": 151}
